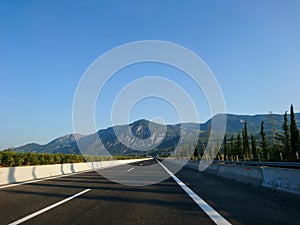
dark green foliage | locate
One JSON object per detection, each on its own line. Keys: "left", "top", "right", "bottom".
{"left": 251, "top": 134, "right": 258, "bottom": 160}
{"left": 260, "top": 121, "right": 269, "bottom": 161}
{"left": 271, "top": 143, "right": 284, "bottom": 161}
{"left": 193, "top": 145, "right": 200, "bottom": 160}
{"left": 242, "top": 121, "right": 250, "bottom": 160}
{"left": 236, "top": 133, "right": 243, "bottom": 160}
{"left": 0, "top": 151, "right": 140, "bottom": 167}
{"left": 203, "top": 105, "right": 299, "bottom": 162}
{"left": 230, "top": 135, "right": 234, "bottom": 160}
{"left": 2, "top": 152, "right": 15, "bottom": 167}
{"left": 0, "top": 152, "right": 81, "bottom": 167}
{"left": 282, "top": 111, "right": 291, "bottom": 158}
{"left": 200, "top": 142, "right": 205, "bottom": 158}
{"left": 290, "top": 104, "right": 299, "bottom": 158}
{"left": 4, "top": 107, "right": 299, "bottom": 163}
{"left": 27, "top": 153, "right": 42, "bottom": 165}
{"left": 223, "top": 134, "right": 228, "bottom": 160}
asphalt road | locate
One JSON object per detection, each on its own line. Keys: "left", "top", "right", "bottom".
{"left": 0, "top": 159, "right": 299, "bottom": 225}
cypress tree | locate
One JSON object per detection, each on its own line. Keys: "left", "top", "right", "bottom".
{"left": 290, "top": 104, "right": 299, "bottom": 158}
{"left": 251, "top": 134, "right": 257, "bottom": 160}
{"left": 242, "top": 121, "right": 250, "bottom": 160}
{"left": 260, "top": 120, "right": 268, "bottom": 161}
{"left": 282, "top": 111, "right": 291, "bottom": 158}
{"left": 230, "top": 135, "right": 234, "bottom": 160}
{"left": 223, "top": 134, "right": 228, "bottom": 160}
{"left": 200, "top": 142, "right": 205, "bottom": 158}
{"left": 193, "top": 144, "right": 200, "bottom": 160}
{"left": 236, "top": 133, "right": 243, "bottom": 160}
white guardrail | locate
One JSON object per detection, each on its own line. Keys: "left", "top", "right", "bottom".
{"left": 0, "top": 158, "right": 148, "bottom": 186}
{"left": 164, "top": 159, "right": 300, "bottom": 196}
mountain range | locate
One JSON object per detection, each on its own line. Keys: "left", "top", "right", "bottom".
{"left": 12, "top": 113, "right": 300, "bottom": 156}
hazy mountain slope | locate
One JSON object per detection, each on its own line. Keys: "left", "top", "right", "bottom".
{"left": 12, "top": 113, "right": 300, "bottom": 155}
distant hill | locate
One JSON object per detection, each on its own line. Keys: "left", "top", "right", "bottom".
{"left": 12, "top": 113, "right": 300, "bottom": 156}
{"left": 13, "top": 134, "right": 84, "bottom": 154}
{"left": 202, "top": 113, "right": 300, "bottom": 135}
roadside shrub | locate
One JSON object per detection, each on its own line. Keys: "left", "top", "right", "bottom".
{"left": 0, "top": 151, "right": 142, "bottom": 167}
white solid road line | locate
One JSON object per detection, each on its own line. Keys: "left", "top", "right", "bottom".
{"left": 0, "top": 170, "right": 92, "bottom": 190}
{"left": 157, "top": 160, "right": 232, "bottom": 225}
{"left": 8, "top": 189, "right": 91, "bottom": 225}
{"left": 127, "top": 167, "right": 135, "bottom": 172}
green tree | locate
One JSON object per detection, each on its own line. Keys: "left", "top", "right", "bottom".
{"left": 54, "top": 153, "right": 62, "bottom": 163}
{"left": 14, "top": 153, "right": 25, "bottom": 166}
{"left": 193, "top": 145, "right": 200, "bottom": 160}
{"left": 260, "top": 121, "right": 268, "bottom": 161}
{"left": 223, "top": 134, "right": 228, "bottom": 160}
{"left": 242, "top": 121, "right": 250, "bottom": 160}
{"left": 2, "top": 152, "right": 15, "bottom": 167}
{"left": 38, "top": 154, "right": 47, "bottom": 165}
{"left": 282, "top": 111, "right": 291, "bottom": 158}
{"left": 27, "top": 153, "right": 39, "bottom": 165}
{"left": 251, "top": 134, "right": 258, "bottom": 160}
{"left": 290, "top": 104, "right": 299, "bottom": 159}
{"left": 236, "top": 133, "right": 243, "bottom": 160}
{"left": 46, "top": 154, "right": 56, "bottom": 164}
{"left": 200, "top": 142, "right": 205, "bottom": 158}
{"left": 272, "top": 143, "right": 284, "bottom": 161}
{"left": 230, "top": 135, "right": 234, "bottom": 160}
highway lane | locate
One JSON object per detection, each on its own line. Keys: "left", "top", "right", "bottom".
{"left": 0, "top": 159, "right": 299, "bottom": 225}
{"left": 0, "top": 159, "right": 216, "bottom": 225}
{"left": 164, "top": 160, "right": 300, "bottom": 225}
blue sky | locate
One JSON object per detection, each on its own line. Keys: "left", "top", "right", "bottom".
{"left": 1, "top": 0, "right": 300, "bottom": 149}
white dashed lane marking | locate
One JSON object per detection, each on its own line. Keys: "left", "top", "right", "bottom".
{"left": 9, "top": 189, "right": 91, "bottom": 225}
{"left": 127, "top": 167, "right": 135, "bottom": 172}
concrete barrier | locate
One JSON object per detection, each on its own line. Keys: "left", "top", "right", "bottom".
{"left": 162, "top": 159, "right": 219, "bottom": 175}
{"left": 185, "top": 161, "right": 199, "bottom": 170}
{"left": 217, "top": 164, "right": 263, "bottom": 187}
{"left": 166, "top": 159, "right": 300, "bottom": 195}
{"left": 0, "top": 158, "right": 149, "bottom": 186}
{"left": 184, "top": 161, "right": 220, "bottom": 174}
{"left": 206, "top": 164, "right": 220, "bottom": 175}
{"left": 165, "top": 159, "right": 262, "bottom": 186}
{"left": 262, "top": 167, "right": 300, "bottom": 195}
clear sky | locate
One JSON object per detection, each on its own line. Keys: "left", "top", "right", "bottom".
{"left": 1, "top": 0, "right": 300, "bottom": 149}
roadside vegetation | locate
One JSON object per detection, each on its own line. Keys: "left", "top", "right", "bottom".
{"left": 0, "top": 152, "right": 140, "bottom": 167}
{"left": 2, "top": 104, "right": 299, "bottom": 166}
{"left": 191, "top": 104, "right": 300, "bottom": 162}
